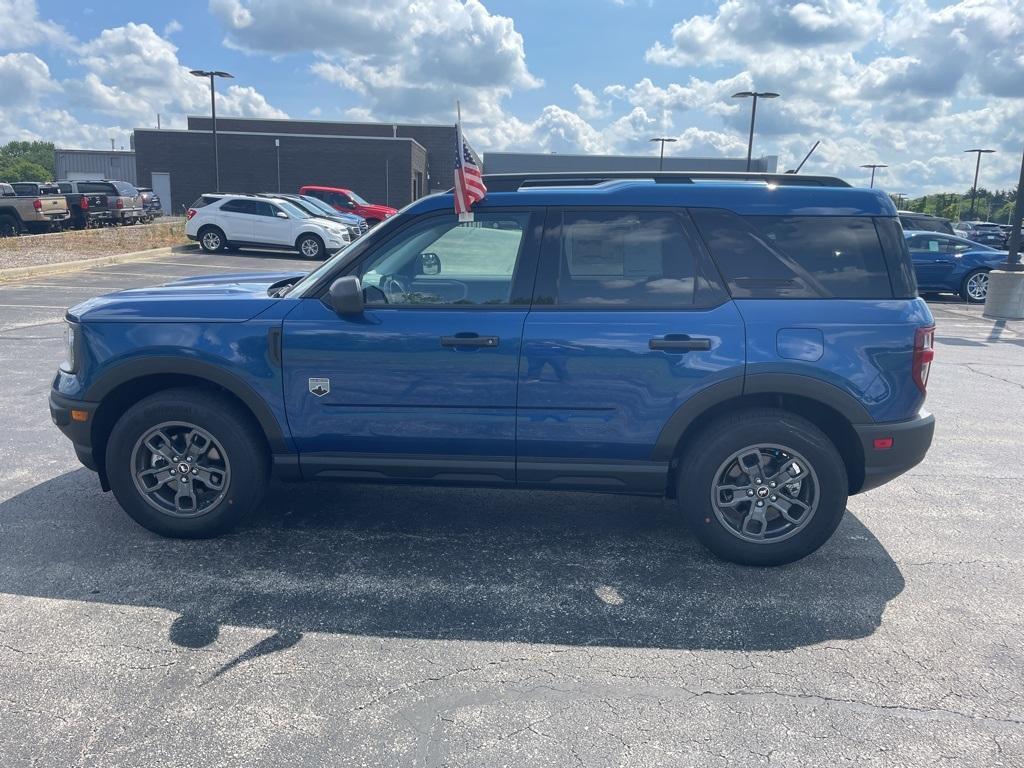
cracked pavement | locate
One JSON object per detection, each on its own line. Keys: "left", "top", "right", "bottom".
{"left": 0, "top": 254, "right": 1022, "bottom": 767}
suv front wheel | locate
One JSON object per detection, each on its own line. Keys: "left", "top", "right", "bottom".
{"left": 105, "top": 388, "right": 269, "bottom": 538}
{"left": 296, "top": 233, "right": 325, "bottom": 259}
{"left": 678, "top": 408, "right": 848, "bottom": 566}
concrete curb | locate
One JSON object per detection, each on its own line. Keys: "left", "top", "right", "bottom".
{"left": 0, "top": 246, "right": 178, "bottom": 283}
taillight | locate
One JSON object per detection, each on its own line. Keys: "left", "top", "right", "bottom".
{"left": 186, "top": 208, "right": 197, "bottom": 220}
{"left": 116, "top": 198, "right": 124, "bottom": 209}
{"left": 913, "top": 326, "right": 935, "bottom": 394}
{"left": 32, "top": 199, "right": 42, "bottom": 210}
{"left": 80, "top": 196, "right": 89, "bottom": 210}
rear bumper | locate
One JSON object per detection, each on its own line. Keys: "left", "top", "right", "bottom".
{"left": 853, "top": 411, "right": 935, "bottom": 493}
{"left": 49, "top": 389, "right": 100, "bottom": 472}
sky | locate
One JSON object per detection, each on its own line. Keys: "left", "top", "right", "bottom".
{"left": 1, "top": 0, "right": 1023, "bottom": 196}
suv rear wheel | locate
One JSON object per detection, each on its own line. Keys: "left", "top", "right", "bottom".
{"left": 105, "top": 388, "right": 269, "bottom": 538}
{"left": 677, "top": 408, "right": 848, "bottom": 566}
{"left": 198, "top": 226, "right": 226, "bottom": 253}
{"left": 961, "top": 269, "right": 989, "bottom": 303}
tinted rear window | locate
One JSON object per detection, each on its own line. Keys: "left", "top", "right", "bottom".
{"left": 691, "top": 209, "right": 893, "bottom": 299}
{"left": 77, "top": 181, "right": 115, "bottom": 194}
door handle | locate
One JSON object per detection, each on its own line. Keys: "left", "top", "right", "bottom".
{"left": 440, "top": 334, "right": 500, "bottom": 348}
{"left": 649, "top": 335, "right": 712, "bottom": 352}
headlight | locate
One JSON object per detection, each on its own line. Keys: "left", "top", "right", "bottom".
{"left": 61, "top": 321, "right": 80, "bottom": 373}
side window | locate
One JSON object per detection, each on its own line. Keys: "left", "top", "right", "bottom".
{"left": 253, "top": 201, "right": 277, "bottom": 217}
{"left": 12, "top": 183, "right": 35, "bottom": 196}
{"left": 58, "top": 183, "right": 71, "bottom": 194}
{"left": 328, "top": 192, "right": 350, "bottom": 208}
{"left": 542, "top": 210, "right": 697, "bottom": 307}
{"left": 219, "top": 199, "right": 254, "bottom": 214}
{"left": 358, "top": 212, "right": 532, "bottom": 307}
{"left": 691, "top": 209, "right": 893, "bottom": 299}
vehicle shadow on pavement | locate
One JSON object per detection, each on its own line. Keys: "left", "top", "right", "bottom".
{"left": 0, "top": 470, "right": 904, "bottom": 659}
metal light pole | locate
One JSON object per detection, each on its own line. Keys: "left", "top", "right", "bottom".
{"left": 1001, "top": 144, "right": 1024, "bottom": 272}
{"left": 274, "top": 138, "right": 281, "bottom": 193}
{"left": 964, "top": 148, "right": 995, "bottom": 220}
{"left": 861, "top": 163, "right": 887, "bottom": 188}
{"left": 649, "top": 137, "right": 677, "bottom": 171}
{"left": 189, "top": 69, "right": 234, "bottom": 193}
{"left": 732, "top": 91, "right": 779, "bottom": 171}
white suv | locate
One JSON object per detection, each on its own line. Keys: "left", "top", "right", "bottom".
{"left": 185, "top": 194, "right": 351, "bottom": 258}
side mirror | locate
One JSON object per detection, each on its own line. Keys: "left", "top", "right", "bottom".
{"left": 328, "top": 276, "right": 364, "bottom": 316}
{"left": 420, "top": 252, "right": 441, "bottom": 275}
{"left": 346, "top": 200, "right": 356, "bottom": 208}
{"left": 275, "top": 211, "right": 288, "bottom": 219}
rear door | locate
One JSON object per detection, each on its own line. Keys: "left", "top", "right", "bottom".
{"left": 282, "top": 209, "right": 542, "bottom": 482}
{"left": 516, "top": 208, "right": 745, "bottom": 492}
{"left": 215, "top": 199, "right": 256, "bottom": 242}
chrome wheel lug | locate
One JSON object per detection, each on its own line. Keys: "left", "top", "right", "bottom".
{"left": 754, "top": 478, "right": 762, "bottom": 484}
{"left": 191, "top": 468, "right": 198, "bottom": 475}
{"left": 770, "top": 495, "right": 777, "bottom": 501}
{"left": 170, "top": 469, "right": 176, "bottom": 475}
{"left": 769, "top": 481, "right": 776, "bottom": 488}
{"left": 747, "top": 489, "right": 754, "bottom": 497}
{"left": 756, "top": 500, "right": 764, "bottom": 507}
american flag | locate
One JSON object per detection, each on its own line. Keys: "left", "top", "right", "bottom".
{"left": 454, "top": 124, "right": 486, "bottom": 221}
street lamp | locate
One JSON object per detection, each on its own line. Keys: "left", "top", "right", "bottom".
{"left": 189, "top": 69, "right": 234, "bottom": 192}
{"left": 861, "top": 163, "right": 887, "bottom": 188}
{"left": 649, "top": 137, "right": 677, "bottom": 171}
{"left": 964, "top": 148, "right": 995, "bottom": 220}
{"left": 732, "top": 91, "right": 779, "bottom": 172}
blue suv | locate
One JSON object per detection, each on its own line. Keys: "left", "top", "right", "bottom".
{"left": 50, "top": 172, "right": 935, "bottom": 566}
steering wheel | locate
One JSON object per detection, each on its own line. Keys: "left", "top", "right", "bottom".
{"left": 381, "top": 274, "right": 406, "bottom": 304}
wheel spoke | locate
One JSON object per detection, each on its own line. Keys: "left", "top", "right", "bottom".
{"left": 715, "top": 483, "right": 752, "bottom": 508}
{"left": 144, "top": 430, "right": 177, "bottom": 463}
{"left": 174, "top": 479, "right": 198, "bottom": 513}
{"left": 736, "top": 449, "right": 765, "bottom": 482}
{"left": 770, "top": 496, "right": 808, "bottom": 525}
{"left": 136, "top": 466, "right": 174, "bottom": 491}
{"left": 193, "top": 465, "right": 226, "bottom": 492}
{"left": 185, "top": 429, "right": 212, "bottom": 459}
{"left": 741, "top": 505, "right": 768, "bottom": 539}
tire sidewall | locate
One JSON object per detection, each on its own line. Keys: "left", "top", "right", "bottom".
{"left": 680, "top": 413, "right": 848, "bottom": 566}
{"left": 106, "top": 393, "right": 266, "bottom": 537}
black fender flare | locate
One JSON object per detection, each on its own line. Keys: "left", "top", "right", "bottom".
{"left": 84, "top": 357, "right": 289, "bottom": 454}
{"left": 651, "top": 373, "right": 871, "bottom": 462}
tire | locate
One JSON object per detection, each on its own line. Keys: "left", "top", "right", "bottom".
{"left": 677, "top": 408, "right": 848, "bottom": 566}
{"left": 198, "top": 226, "right": 225, "bottom": 253}
{"left": 105, "top": 388, "right": 269, "bottom": 538}
{"left": 0, "top": 215, "right": 20, "bottom": 237}
{"left": 296, "top": 233, "right": 325, "bottom": 259}
{"left": 960, "top": 269, "right": 989, "bottom": 303}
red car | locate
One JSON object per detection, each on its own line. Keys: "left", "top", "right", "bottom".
{"left": 298, "top": 185, "right": 398, "bottom": 225}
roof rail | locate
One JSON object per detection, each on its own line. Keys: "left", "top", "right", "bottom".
{"left": 482, "top": 171, "right": 850, "bottom": 192}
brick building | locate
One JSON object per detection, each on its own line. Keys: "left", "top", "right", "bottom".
{"left": 134, "top": 117, "right": 456, "bottom": 214}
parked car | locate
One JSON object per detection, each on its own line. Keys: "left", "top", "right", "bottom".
{"left": 136, "top": 186, "right": 163, "bottom": 221}
{"left": 185, "top": 193, "right": 351, "bottom": 257}
{"left": 298, "top": 185, "right": 397, "bottom": 225}
{"left": 60, "top": 180, "right": 144, "bottom": 225}
{"left": 897, "top": 210, "right": 955, "bottom": 235}
{"left": 51, "top": 172, "right": 935, "bottom": 566}
{"left": 0, "top": 181, "right": 70, "bottom": 234}
{"left": 55, "top": 181, "right": 110, "bottom": 230}
{"left": 256, "top": 192, "right": 368, "bottom": 240}
{"left": 906, "top": 230, "right": 1008, "bottom": 302}
{"left": 957, "top": 221, "right": 1006, "bottom": 248}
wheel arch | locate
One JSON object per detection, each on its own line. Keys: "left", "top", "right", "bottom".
{"left": 86, "top": 359, "right": 288, "bottom": 485}
{"left": 657, "top": 375, "right": 868, "bottom": 497}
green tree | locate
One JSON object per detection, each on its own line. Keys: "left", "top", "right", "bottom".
{"left": 0, "top": 140, "right": 55, "bottom": 177}
{"left": 0, "top": 158, "right": 50, "bottom": 183}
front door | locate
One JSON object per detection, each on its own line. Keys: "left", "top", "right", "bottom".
{"left": 516, "top": 208, "right": 745, "bottom": 493}
{"left": 251, "top": 200, "right": 292, "bottom": 246}
{"left": 282, "top": 209, "right": 542, "bottom": 483}
{"left": 908, "top": 234, "right": 959, "bottom": 288}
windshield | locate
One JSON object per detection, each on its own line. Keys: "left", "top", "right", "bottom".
{"left": 277, "top": 200, "right": 310, "bottom": 219}
{"left": 302, "top": 195, "right": 341, "bottom": 217}
{"left": 348, "top": 190, "right": 369, "bottom": 206}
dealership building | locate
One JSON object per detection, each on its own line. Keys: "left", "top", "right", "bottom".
{"left": 80, "top": 115, "right": 782, "bottom": 214}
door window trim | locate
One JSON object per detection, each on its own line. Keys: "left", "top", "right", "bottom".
{"left": 531, "top": 205, "right": 729, "bottom": 311}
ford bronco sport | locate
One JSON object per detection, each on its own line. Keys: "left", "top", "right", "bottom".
{"left": 50, "top": 172, "right": 935, "bottom": 566}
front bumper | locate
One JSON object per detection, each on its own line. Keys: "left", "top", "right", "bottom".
{"left": 49, "top": 389, "right": 100, "bottom": 472}
{"left": 853, "top": 411, "right": 935, "bottom": 493}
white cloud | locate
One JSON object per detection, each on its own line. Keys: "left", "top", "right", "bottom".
{"left": 0, "top": 0, "right": 69, "bottom": 49}
{"left": 573, "top": 84, "right": 610, "bottom": 120}
{"left": 163, "top": 19, "right": 183, "bottom": 36}
{"left": 0, "top": 53, "right": 60, "bottom": 107}
{"left": 211, "top": 0, "right": 540, "bottom": 124}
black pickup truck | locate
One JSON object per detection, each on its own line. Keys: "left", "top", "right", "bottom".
{"left": 52, "top": 181, "right": 110, "bottom": 229}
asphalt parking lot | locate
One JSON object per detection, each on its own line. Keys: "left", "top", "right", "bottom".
{"left": 1, "top": 249, "right": 1022, "bottom": 767}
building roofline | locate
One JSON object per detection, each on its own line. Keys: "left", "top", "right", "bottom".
{"left": 54, "top": 148, "right": 136, "bottom": 155}
{"left": 134, "top": 128, "right": 427, "bottom": 153}
{"left": 482, "top": 150, "right": 777, "bottom": 162}
{"left": 185, "top": 115, "right": 455, "bottom": 130}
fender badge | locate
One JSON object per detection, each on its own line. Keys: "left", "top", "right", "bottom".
{"left": 308, "top": 377, "right": 330, "bottom": 397}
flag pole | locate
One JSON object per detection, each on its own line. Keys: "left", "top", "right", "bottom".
{"left": 455, "top": 100, "right": 473, "bottom": 222}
